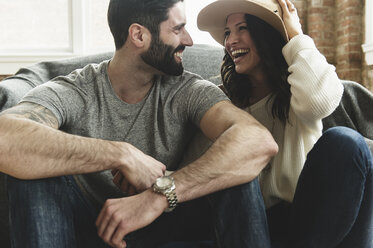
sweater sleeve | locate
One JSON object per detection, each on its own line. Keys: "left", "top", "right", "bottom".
{"left": 282, "top": 34, "right": 343, "bottom": 125}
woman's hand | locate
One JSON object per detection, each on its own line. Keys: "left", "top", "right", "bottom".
{"left": 278, "top": 0, "right": 303, "bottom": 39}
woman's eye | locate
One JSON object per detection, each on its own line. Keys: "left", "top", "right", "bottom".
{"left": 239, "top": 26, "right": 248, "bottom": 31}
{"left": 224, "top": 30, "right": 230, "bottom": 37}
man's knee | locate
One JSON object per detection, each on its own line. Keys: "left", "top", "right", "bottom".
{"left": 7, "top": 176, "right": 73, "bottom": 208}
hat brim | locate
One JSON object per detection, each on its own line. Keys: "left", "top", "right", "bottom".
{"left": 197, "top": 0, "right": 288, "bottom": 45}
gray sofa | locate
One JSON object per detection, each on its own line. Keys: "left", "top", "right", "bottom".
{"left": 1, "top": 44, "right": 373, "bottom": 247}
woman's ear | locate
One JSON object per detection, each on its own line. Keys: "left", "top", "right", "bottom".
{"left": 128, "top": 23, "right": 151, "bottom": 48}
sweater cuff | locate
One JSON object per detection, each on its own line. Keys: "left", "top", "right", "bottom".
{"left": 282, "top": 34, "right": 316, "bottom": 65}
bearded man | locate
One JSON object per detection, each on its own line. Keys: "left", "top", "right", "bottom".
{"left": 0, "top": 0, "right": 277, "bottom": 247}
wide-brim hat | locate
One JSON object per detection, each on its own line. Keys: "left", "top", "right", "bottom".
{"left": 197, "top": 0, "right": 288, "bottom": 46}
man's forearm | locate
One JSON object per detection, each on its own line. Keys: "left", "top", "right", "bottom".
{"left": 172, "top": 121, "right": 278, "bottom": 202}
{"left": 0, "top": 115, "right": 124, "bottom": 179}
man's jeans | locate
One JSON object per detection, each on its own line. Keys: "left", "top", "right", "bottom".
{"left": 7, "top": 127, "right": 373, "bottom": 247}
{"left": 7, "top": 168, "right": 269, "bottom": 247}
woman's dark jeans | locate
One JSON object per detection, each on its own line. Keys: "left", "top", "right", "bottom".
{"left": 269, "top": 127, "right": 373, "bottom": 248}
{"left": 7, "top": 127, "right": 373, "bottom": 247}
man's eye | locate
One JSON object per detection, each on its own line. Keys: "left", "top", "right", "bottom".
{"left": 173, "top": 26, "right": 183, "bottom": 34}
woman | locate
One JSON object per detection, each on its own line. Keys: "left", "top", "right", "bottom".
{"left": 198, "top": 0, "right": 373, "bottom": 247}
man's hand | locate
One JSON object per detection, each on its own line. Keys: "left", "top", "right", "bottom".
{"left": 278, "top": 0, "right": 303, "bottom": 39}
{"left": 96, "top": 190, "right": 167, "bottom": 248}
{"left": 118, "top": 144, "right": 166, "bottom": 193}
{"left": 112, "top": 170, "right": 137, "bottom": 196}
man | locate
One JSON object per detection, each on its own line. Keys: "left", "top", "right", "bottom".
{"left": 0, "top": 0, "right": 277, "bottom": 247}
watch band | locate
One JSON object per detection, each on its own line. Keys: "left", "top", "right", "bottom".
{"left": 153, "top": 176, "right": 178, "bottom": 212}
{"left": 164, "top": 184, "right": 178, "bottom": 212}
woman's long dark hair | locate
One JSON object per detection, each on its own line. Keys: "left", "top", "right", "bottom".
{"left": 221, "top": 14, "right": 291, "bottom": 123}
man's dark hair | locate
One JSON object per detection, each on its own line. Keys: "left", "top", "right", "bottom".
{"left": 221, "top": 14, "right": 291, "bottom": 124}
{"left": 108, "top": 0, "right": 183, "bottom": 50}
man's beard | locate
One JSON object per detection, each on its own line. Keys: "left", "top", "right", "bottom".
{"left": 141, "top": 35, "right": 184, "bottom": 76}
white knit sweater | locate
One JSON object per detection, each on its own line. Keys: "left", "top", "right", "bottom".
{"left": 248, "top": 34, "right": 344, "bottom": 208}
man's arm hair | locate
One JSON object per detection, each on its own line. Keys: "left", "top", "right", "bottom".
{"left": 172, "top": 100, "right": 278, "bottom": 202}
{"left": 0, "top": 102, "right": 120, "bottom": 179}
{"left": 0, "top": 102, "right": 59, "bottom": 129}
{"left": 0, "top": 102, "right": 166, "bottom": 187}
{"left": 94, "top": 100, "right": 279, "bottom": 239}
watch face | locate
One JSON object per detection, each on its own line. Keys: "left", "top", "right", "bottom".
{"left": 156, "top": 176, "right": 172, "bottom": 189}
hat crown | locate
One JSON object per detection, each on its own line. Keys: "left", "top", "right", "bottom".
{"left": 197, "top": 0, "right": 288, "bottom": 45}
{"left": 217, "top": 0, "right": 283, "bottom": 17}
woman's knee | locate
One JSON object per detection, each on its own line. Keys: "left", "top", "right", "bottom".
{"left": 322, "top": 127, "right": 364, "bottom": 146}
{"left": 318, "top": 127, "right": 372, "bottom": 173}
{"left": 320, "top": 127, "right": 368, "bottom": 155}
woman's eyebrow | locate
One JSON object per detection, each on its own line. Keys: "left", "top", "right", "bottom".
{"left": 225, "top": 21, "right": 247, "bottom": 29}
{"left": 235, "top": 21, "right": 247, "bottom": 26}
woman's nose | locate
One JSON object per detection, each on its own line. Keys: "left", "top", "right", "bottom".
{"left": 225, "top": 32, "right": 238, "bottom": 48}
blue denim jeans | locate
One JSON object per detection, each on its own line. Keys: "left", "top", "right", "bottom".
{"left": 7, "top": 169, "right": 269, "bottom": 247}
{"left": 7, "top": 127, "right": 372, "bottom": 247}
{"left": 7, "top": 175, "right": 110, "bottom": 248}
{"left": 268, "top": 127, "right": 373, "bottom": 247}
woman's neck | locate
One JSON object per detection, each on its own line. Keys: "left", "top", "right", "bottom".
{"left": 247, "top": 73, "right": 272, "bottom": 106}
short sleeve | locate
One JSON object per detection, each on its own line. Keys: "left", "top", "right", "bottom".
{"left": 20, "top": 76, "right": 89, "bottom": 127}
{"left": 172, "top": 78, "right": 229, "bottom": 126}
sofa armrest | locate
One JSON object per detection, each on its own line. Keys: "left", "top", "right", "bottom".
{"left": 0, "top": 78, "right": 34, "bottom": 111}
{"left": 0, "top": 52, "right": 113, "bottom": 112}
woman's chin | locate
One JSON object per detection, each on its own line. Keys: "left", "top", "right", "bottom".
{"left": 235, "top": 66, "right": 248, "bottom": 75}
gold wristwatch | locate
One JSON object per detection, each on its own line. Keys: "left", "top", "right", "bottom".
{"left": 152, "top": 175, "right": 178, "bottom": 212}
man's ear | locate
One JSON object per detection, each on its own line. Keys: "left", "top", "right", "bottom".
{"left": 128, "top": 23, "right": 151, "bottom": 48}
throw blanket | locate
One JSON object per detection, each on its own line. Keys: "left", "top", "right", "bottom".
{"left": 322, "top": 80, "right": 373, "bottom": 153}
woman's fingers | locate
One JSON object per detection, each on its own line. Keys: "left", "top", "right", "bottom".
{"left": 285, "top": 0, "right": 296, "bottom": 11}
{"left": 277, "top": 0, "right": 303, "bottom": 39}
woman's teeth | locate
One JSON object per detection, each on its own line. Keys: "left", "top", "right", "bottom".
{"left": 231, "top": 49, "right": 249, "bottom": 58}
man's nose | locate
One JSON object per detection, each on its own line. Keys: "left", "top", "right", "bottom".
{"left": 181, "top": 29, "right": 193, "bottom": 47}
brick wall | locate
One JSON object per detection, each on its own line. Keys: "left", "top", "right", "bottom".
{"left": 335, "top": 0, "right": 364, "bottom": 83}
{"left": 308, "top": 0, "right": 336, "bottom": 63}
{"left": 364, "top": 64, "right": 373, "bottom": 89}
{"left": 294, "top": 0, "right": 370, "bottom": 91}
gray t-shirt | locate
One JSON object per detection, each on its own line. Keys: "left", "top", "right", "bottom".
{"left": 21, "top": 60, "right": 228, "bottom": 209}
